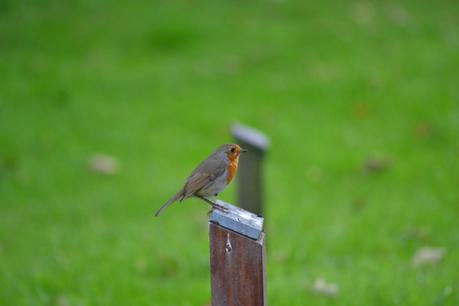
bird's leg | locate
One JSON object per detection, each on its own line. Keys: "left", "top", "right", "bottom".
{"left": 196, "top": 195, "right": 228, "bottom": 212}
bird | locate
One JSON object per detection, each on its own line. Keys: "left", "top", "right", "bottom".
{"left": 155, "top": 144, "right": 247, "bottom": 216}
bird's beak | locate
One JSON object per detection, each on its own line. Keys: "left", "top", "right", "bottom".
{"left": 241, "top": 148, "right": 248, "bottom": 153}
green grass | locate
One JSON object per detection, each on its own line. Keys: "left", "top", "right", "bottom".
{"left": 1, "top": 0, "right": 459, "bottom": 305}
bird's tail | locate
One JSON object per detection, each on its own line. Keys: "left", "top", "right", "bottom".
{"left": 155, "top": 189, "right": 185, "bottom": 217}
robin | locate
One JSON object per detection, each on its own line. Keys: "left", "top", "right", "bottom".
{"left": 155, "top": 144, "right": 247, "bottom": 216}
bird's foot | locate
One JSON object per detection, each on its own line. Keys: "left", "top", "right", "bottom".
{"left": 198, "top": 196, "right": 228, "bottom": 213}
{"left": 211, "top": 202, "right": 228, "bottom": 213}
{"left": 207, "top": 205, "right": 228, "bottom": 217}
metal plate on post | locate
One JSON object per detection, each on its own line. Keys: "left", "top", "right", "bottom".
{"left": 209, "top": 200, "right": 264, "bottom": 240}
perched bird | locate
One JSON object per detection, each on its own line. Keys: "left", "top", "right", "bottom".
{"left": 155, "top": 144, "right": 247, "bottom": 216}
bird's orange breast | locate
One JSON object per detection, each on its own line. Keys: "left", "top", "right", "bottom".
{"left": 226, "top": 156, "right": 239, "bottom": 184}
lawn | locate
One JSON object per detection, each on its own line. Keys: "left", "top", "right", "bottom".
{"left": 1, "top": 0, "right": 458, "bottom": 305}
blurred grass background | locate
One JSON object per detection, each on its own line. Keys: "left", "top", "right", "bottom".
{"left": 1, "top": 0, "right": 459, "bottom": 305}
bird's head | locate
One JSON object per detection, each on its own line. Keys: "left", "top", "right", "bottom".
{"left": 217, "top": 144, "right": 248, "bottom": 161}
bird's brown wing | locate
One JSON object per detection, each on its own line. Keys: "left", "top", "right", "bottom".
{"left": 182, "top": 154, "right": 226, "bottom": 199}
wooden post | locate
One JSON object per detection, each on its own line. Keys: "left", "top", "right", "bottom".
{"left": 209, "top": 200, "right": 267, "bottom": 306}
{"left": 231, "top": 123, "right": 270, "bottom": 216}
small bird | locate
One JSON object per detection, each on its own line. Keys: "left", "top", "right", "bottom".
{"left": 155, "top": 144, "right": 247, "bottom": 216}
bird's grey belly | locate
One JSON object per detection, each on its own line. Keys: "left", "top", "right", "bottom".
{"left": 197, "top": 169, "right": 228, "bottom": 197}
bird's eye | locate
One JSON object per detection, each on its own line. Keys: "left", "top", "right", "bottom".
{"left": 230, "top": 148, "right": 236, "bottom": 153}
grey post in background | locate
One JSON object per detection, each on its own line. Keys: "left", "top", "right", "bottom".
{"left": 209, "top": 200, "right": 266, "bottom": 306}
{"left": 232, "top": 123, "right": 270, "bottom": 216}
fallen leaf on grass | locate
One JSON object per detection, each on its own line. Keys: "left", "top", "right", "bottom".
{"left": 223, "top": 56, "right": 241, "bottom": 76}
{"left": 157, "top": 255, "right": 179, "bottom": 278}
{"left": 412, "top": 246, "right": 445, "bottom": 267}
{"left": 403, "top": 227, "right": 430, "bottom": 242}
{"left": 353, "top": 101, "right": 371, "bottom": 118}
{"left": 273, "top": 250, "right": 287, "bottom": 263}
{"left": 306, "top": 166, "right": 324, "bottom": 182}
{"left": 309, "top": 63, "right": 340, "bottom": 82}
{"left": 135, "top": 258, "right": 148, "bottom": 274}
{"left": 56, "top": 295, "right": 70, "bottom": 306}
{"left": 363, "top": 156, "right": 392, "bottom": 174}
{"left": 313, "top": 277, "right": 339, "bottom": 297}
{"left": 0, "top": 154, "right": 19, "bottom": 180}
{"left": 387, "top": 6, "right": 410, "bottom": 26}
{"left": 88, "top": 154, "right": 119, "bottom": 175}
{"left": 414, "top": 122, "right": 433, "bottom": 139}
{"left": 352, "top": 197, "right": 367, "bottom": 212}
{"left": 352, "top": 2, "right": 374, "bottom": 26}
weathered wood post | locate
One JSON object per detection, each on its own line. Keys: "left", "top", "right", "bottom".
{"left": 209, "top": 200, "right": 266, "bottom": 306}
{"left": 231, "top": 123, "right": 270, "bottom": 216}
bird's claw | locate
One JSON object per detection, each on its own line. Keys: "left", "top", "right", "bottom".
{"left": 212, "top": 204, "right": 228, "bottom": 213}
{"left": 207, "top": 204, "right": 228, "bottom": 217}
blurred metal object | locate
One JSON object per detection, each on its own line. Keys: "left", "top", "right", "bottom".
{"left": 209, "top": 200, "right": 266, "bottom": 306}
{"left": 231, "top": 123, "right": 270, "bottom": 216}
